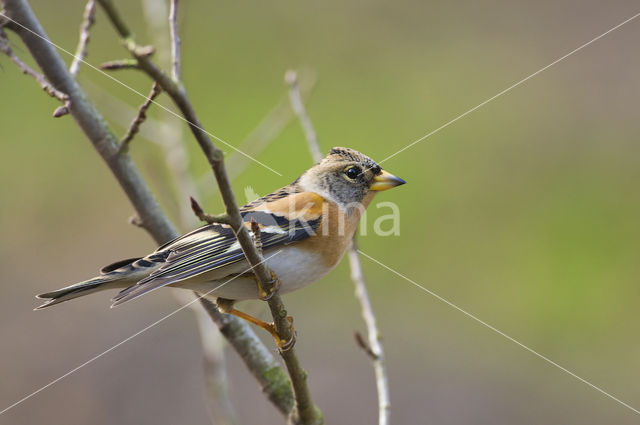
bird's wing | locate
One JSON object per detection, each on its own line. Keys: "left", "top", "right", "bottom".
{"left": 111, "top": 191, "right": 324, "bottom": 306}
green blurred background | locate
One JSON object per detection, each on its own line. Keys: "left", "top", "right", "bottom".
{"left": 1, "top": 0, "right": 640, "bottom": 424}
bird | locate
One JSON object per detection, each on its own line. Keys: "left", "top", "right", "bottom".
{"left": 35, "top": 147, "right": 405, "bottom": 346}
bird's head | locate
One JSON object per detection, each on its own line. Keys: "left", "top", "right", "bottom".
{"left": 298, "top": 147, "right": 405, "bottom": 208}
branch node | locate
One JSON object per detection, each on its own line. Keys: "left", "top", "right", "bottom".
{"left": 133, "top": 44, "right": 155, "bottom": 58}
{"left": 128, "top": 214, "right": 145, "bottom": 228}
{"left": 190, "top": 196, "right": 231, "bottom": 225}
{"left": 250, "top": 218, "right": 263, "bottom": 253}
{"left": 354, "top": 331, "right": 379, "bottom": 360}
{"left": 52, "top": 101, "right": 71, "bottom": 118}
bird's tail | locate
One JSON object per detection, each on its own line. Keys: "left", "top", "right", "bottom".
{"left": 34, "top": 257, "right": 156, "bottom": 310}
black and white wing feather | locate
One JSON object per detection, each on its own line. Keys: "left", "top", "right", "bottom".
{"left": 111, "top": 208, "right": 321, "bottom": 306}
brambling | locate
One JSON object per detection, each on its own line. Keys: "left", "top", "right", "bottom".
{"left": 36, "top": 147, "right": 405, "bottom": 344}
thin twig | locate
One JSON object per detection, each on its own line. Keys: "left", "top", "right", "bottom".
{"left": 99, "top": 58, "right": 138, "bottom": 70}
{"left": 285, "top": 70, "right": 323, "bottom": 162}
{"left": 190, "top": 196, "right": 232, "bottom": 225}
{"left": 287, "top": 68, "right": 390, "bottom": 425}
{"left": 69, "top": 0, "right": 95, "bottom": 77}
{"left": 354, "top": 330, "right": 378, "bottom": 360}
{"left": 349, "top": 240, "right": 391, "bottom": 425}
{"left": 118, "top": 81, "right": 162, "bottom": 153}
{"left": 168, "top": 0, "right": 180, "bottom": 81}
{"left": 2, "top": 0, "right": 294, "bottom": 418}
{"left": 0, "top": 26, "right": 69, "bottom": 116}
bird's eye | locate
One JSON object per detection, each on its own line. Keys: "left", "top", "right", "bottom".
{"left": 344, "top": 167, "right": 360, "bottom": 179}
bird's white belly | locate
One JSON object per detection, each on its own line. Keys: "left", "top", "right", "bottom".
{"left": 186, "top": 247, "right": 334, "bottom": 301}
{"left": 269, "top": 247, "right": 331, "bottom": 294}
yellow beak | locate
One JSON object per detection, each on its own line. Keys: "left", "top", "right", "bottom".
{"left": 370, "top": 169, "right": 406, "bottom": 191}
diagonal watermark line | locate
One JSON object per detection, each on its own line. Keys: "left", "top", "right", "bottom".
{"left": 378, "top": 11, "right": 640, "bottom": 165}
{"left": 0, "top": 12, "right": 283, "bottom": 176}
{"left": 0, "top": 250, "right": 282, "bottom": 416}
{"left": 357, "top": 249, "right": 640, "bottom": 415}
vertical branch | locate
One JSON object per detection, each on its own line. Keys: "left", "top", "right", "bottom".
{"left": 69, "top": 0, "right": 95, "bottom": 77}
{"left": 168, "top": 0, "right": 180, "bottom": 81}
{"left": 140, "top": 2, "right": 233, "bottom": 423}
{"left": 286, "top": 69, "right": 391, "bottom": 425}
{"left": 199, "top": 298, "right": 295, "bottom": 415}
{"left": 96, "top": 2, "right": 322, "bottom": 424}
{"left": 284, "top": 70, "right": 323, "bottom": 162}
{"left": 348, "top": 240, "right": 391, "bottom": 425}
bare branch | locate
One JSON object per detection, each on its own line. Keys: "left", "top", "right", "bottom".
{"left": 349, "top": 240, "right": 390, "bottom": 425}
{"left": 285, "top": 70, "right": 323, "bottom": 162}
{"left": 3, "top": 0, "right": 177, "bottom": 241}
{"left": 199, "top": 298, "right": 295, "bottom": 414}
{"left": 354, "top": 330, "right": 378, "bottom": 360}
{"left": 96, "top": 3, "right": 322, "bottom": 423}
{"left": 69, "top": 0, "right": 95, "bottom": 77}
{"left": 119, "top": 81, "right": 161, "bottom": 153}
{"left": 99, "top": 58, "right": 139, "bottom": 70}
{"left": 128, "top": 213, "right": 146, "bottom": 229}
{"left": 0, "top": 26, "right": 69, "bottom": 113}
{"left": 190, "top": 196, "right": 232, "bottom": 225}
{"left": 168, "top": 0, "right": 180, "bottom": 81}
{"left": 287, "top": 68, "right": 390, "bottom": 425}
{"left": 2, "top": 0, "right": 295, "bottom": 418}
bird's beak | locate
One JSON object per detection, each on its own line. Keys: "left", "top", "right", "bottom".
{"left": 370, "top": 170, "right": 406, "bottom": 191}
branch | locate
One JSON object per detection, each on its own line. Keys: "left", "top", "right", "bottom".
{"left": 0, "top": 26, "right": 69, "bottom": 116}
{"left": 284, "top": 70, "right": 322, "bottom": 162}
{"left": 96, "top": 2, "right": 321, "bottom": 423}
{"left": 286, "top": 69, "right": 390, "bottom": 425}
{"left": 99, "top": 58, "right": 139, "bottom": 70}
{"left": 118, "top": 81, "right": 161, "bottom": 153}
{"left": 199, "top": 298, "right": 295, "bottom": 414}
{"left": 348, "top": 240, "right": 391, "bottom": 425}
{"left": 3, "top": 0, "right": 174, "bottom": 241}
{"left": 69, "top": 0, "right": 95, "bottom": 77}
{"left": 190, "top": 196, "right": 232, "bottom": 225}
{"left": 2, "top": 0, "right": 294, "bottom": 418}
{"left": 168, "top": 0, "right": 180, "bottom": 81}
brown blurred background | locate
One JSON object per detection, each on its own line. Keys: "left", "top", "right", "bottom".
{"left": 1, "top": 0, "right": 640, "bottom": 424}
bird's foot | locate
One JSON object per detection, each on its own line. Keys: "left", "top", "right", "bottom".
{"left": 257, "top": 270, "right": 281, "bottom": 301}
{"left": 265, "top": 315, "right": 296, "bottom": 351}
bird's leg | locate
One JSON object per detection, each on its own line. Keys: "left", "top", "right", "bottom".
{"left": 216, "top": 298, "right": 295, "bottom": 350}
